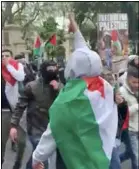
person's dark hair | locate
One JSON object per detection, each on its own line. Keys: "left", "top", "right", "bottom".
{"left": 14, "top": 54, "right": 25, "bottom": 60}
{"left": 128, "top": 57, "right": 138, "bottom": 69}
{"left": 2, "top": 49, "right": 13, "bottom": 56}
{"left": 127, "top": 65, "right": 139, "bottom": 79}
{"left": 20, "top": 52, "right": 25, "bottom": 57}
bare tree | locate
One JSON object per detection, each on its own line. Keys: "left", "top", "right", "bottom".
{"left": 2, "top": 2, "right": 26, "bottom": 29}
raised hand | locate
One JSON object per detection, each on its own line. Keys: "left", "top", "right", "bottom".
{"left": 115, "top": 92, "right": 124, "bottom": 105}
{"left": 68, "top": 13, "right": 78, "bottom": 33}
{"left": 50, "top": 80, "right": 59, "bottom": 90}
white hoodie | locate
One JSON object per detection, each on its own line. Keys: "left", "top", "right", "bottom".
{"left": 33, "top": 29, "right": 103, "bottom": 169}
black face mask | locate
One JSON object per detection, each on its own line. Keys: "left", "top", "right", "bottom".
{"left": 43, "top": 71, "right": 58, "bottom": 84}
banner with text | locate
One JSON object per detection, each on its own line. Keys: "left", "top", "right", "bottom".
{"left": 97, "top": 13, "right": 129, "bottom": 59}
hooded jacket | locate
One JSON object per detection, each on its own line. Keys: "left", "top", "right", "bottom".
{"left": 32, "top": 30, "right": 115, "bottom": 169}
{"left": 10, "top": 78, "right": 59, "bottom": 136}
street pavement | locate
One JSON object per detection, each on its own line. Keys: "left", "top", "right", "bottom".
{"left": 2, "top": 138, "right": 131, "bottom": 169}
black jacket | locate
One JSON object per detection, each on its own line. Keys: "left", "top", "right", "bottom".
{"left": 116, "top": 101, "right": 129, "bottom": 138}
{"left": 2, "top": 77, "right": 12, "bottom": 112}
{"left": 11, "top": 78, "right": 59, "bottom": 136}
{"left": 23, "top": 63, "right": 35, "bottom": 85}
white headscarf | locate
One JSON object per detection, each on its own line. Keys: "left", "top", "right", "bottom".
{"left": 65, "top": 30, "right": 102, "bottom": 79}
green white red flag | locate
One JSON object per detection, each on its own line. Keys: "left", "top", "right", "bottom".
{"left": 33, "top": 36, "right": 41, "bottom": 56}
{"left": 49, "top": 77, "right": 118, "bottom": 169}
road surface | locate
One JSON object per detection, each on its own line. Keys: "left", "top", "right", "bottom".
{"left": 2, "top": 138, "right": 131, "bottom": 169}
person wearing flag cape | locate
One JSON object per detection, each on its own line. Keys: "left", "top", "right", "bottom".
{"left": 2, "top": 49, "right": 25, "bottom": 166}
{"left": 32, "top": 14, "right": 118, "bottom": 169}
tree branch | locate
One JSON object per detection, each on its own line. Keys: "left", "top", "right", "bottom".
{"left": 12, "top": 2, "right": 26, "bottom": 16}
{"left": 23, "top": 9, "right": 40, "bottom": 28}
{"left": 22, "top": 4, "right": 40, "bottom": 39}
{"left": 2, "top": 2, "right": 14, "bottom": 29}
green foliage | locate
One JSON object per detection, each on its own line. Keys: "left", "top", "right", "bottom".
{"left": 2, "top": 1, "right": 71, "bottom": 56}
{"left": 57, "top": 29, "right": 66, "bottom": 45}
{"left": 39, "top": 17, "right": 57, "bottom": 40}
{"left": 39, "top": 16, "right": 66, "bottom": 59}
{"left": 56, "top": 45, "right": 66, "bottom": 56}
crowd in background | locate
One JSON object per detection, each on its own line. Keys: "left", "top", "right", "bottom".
{"left": 1, "top": 14, "right": 139, "bottom": 169}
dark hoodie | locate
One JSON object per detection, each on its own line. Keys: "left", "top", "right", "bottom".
{"left": 2, "top": 77, "right": 12, "bottom": 111}
{"left": 10, "top": 61, "right": 60, "bottom": 136}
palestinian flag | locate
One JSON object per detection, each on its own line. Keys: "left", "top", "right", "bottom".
{"left": 2, "top": 59, "right": 18, "bottom": 86}
{"left": 49, "top": 77, "right": 118, "bottom": 169}
{"left": 45, "top": 34, "right": 56, "bottom": 47}
{"left": 33, "top": 36, "right": 41, "bottom": 56}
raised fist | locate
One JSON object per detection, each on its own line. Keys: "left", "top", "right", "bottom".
{"left": 50, "top": 80, "right": 59, "bottom": 90}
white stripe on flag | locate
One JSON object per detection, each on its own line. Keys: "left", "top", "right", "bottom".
{"left": 84, "top": 80, "right": 118, "bottom": 159}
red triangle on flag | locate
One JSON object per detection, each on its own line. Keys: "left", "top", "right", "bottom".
{"left": 34, "top": 36, "right": 41, "bottom": 48}
{"left": 49, "top": 34, "right": 56, "bottom": 46}
{"left": 83, "top": 77, "right": 105, "bottom": 98}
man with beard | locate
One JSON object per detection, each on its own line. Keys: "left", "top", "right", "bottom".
{"left": 9, "top": 60, "right": 63, "bottom": 169}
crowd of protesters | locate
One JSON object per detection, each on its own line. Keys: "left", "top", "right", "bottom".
{"left": 2, "top": 14, "right": 138, "bottom": 169}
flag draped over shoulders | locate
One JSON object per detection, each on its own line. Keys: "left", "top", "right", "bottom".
{"left": 2, "top": 59, "right": 18, "bottom": 86}
{"left": 49, "top": 76, "right": 118, "bottom": 169}
{"left": 32, "top": 29, "right": 118, "bottom": 169}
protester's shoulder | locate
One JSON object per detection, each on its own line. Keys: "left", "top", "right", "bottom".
{"left": 24, "top": 79, "right": 37, "bottom": 94}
